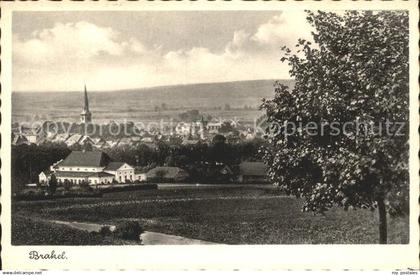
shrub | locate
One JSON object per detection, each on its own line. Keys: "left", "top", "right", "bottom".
{"left": 113, "top": 221, "right": 144, "bottom": 241}
{"left": 99, "top": 225, "right": 112, "bottom": 236}
{"left": 80, "top": 180, "right": 93, "bottom": 191}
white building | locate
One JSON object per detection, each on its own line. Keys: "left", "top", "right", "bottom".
{"left": 207, "top": 121, "right": 222, "bottom": 134}
{"left": 51, "top": 151, "right": 138, "bottom": 185}
{"left": 104, "top": 162, "right": 135, "bottom": 182}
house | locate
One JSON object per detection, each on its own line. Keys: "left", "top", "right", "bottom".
{"left": 65, "top": 134, "right": 83, "bottom": 147}
{"left": 117, "top": 137, "right": 132, "bottom": 147}
{"left": 238, "top": 161, "right": 268, "bottom": 183}
{"left": 53, "top": 151, "right": 134, "bottom": 185}
{"left": 175, "top": 122, "right": 191, "bottom": 136}
{"left": 199, "top": 163, "right": 234, "bottom": 183}
{"left": 104, "top": 162, "right": 135, "bottom": 183}
{"left": 38, "top": 170, "right": 53, "bottom": 185}
{"left": 92, "top": 137, "right": 106, "bottom": 149}
{"left": 79, "top": 135, "right": 95, "bottom": 146}
{"left": 51, "top": 133, "right": 70, "bottom": 144}
{"left": 20, "top": 126, "right": 46, "bottom": 144}
{"left": 105, "top": 139, "right": 119, "bottom": 148}
{"left": 12, "top": 134, "right": 29, "bottom": 146}
{"left": 181, "top": 138, "right": 200, "bottom": 146}
{"left": 146, "top": 166, "right": 189, "bottom": 182}
{"left": 141, "top": 137, "right": 154, "bottom": 143}
{"left": 207, "top": 121, "right": 222, "bottom": 134}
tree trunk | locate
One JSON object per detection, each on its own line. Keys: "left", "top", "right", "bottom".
{"left": 377, "top": 198, "right": 387, "bottom": 244}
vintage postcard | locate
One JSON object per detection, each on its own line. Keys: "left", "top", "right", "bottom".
{"left": 1, "top": 0, "right": 419, "bottom": 271}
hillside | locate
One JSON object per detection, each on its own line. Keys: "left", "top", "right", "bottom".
{"left": 12, "top": 79, "right": 294, "bottom": 123}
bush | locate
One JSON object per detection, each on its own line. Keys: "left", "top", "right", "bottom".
{"left": 99, "top": 225, "right": 112, "bottom": 236}
{"left": 113, "top": 221, "right": 144, "bottom": 241}
{"left": 80, "top": 181, "right": 93, "bottom": 191}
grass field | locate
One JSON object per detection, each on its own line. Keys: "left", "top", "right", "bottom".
{"left": 12, "top": 187, "right": 409, "bottom": 245}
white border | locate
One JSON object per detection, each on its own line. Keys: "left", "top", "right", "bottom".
{"left": 1, "top": 0, "right": 419, "bottom": 270}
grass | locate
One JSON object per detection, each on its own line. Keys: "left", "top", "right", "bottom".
{"left": 12, "top": 216, "right": 109, "bottom": 245}
{"left": 12, "top": 187, "right": 409, "bottom": 245}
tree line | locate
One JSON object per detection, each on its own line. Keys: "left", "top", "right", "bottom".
{"left": 11, "top": 136, "right": 265, "bottom": 192}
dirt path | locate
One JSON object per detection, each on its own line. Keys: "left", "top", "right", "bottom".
{"left": 51, "top": 220, "right": 216, "bottom": 245}
{"left": 141, "top": 232, "right": 215, "bottom": 245}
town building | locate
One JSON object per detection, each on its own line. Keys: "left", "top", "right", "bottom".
{"left": 207, "top": 120, "right": 223, "bottom": 134}
{"left": 238, "top": 161, "right": 269, "bottom": 183}
{"left": 38, "top": 170, "right": 53, "bottom": 185}
{"left": 47, "top": 150, "right": 139, "bottom": 185}
{"left": 146, "top": 166, "right": 189, "bottom": 182}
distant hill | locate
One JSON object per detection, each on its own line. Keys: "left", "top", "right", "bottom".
{"left": 12, "top": 79, "right": 294, "bottom": 123}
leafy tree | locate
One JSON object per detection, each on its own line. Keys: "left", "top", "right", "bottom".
{"left": 219, "top": 121, "right": 235, "bottom": 133}
{"left": 155, "top": 170, "right": 167, "bottom": 182}
{"left": 212, "top": 134, "right": 226, "bottom": 145}
{"left": 48, "top": 174, "right": 58, "bottom": 195}
{"left": 63, "top": 179, "right": 72, "bottom": 191}
{"left": 261, "top": 11, "right": 409, "bottom": 244}
{"left": 165, "top": 155, "right": 175, "bottom": 167}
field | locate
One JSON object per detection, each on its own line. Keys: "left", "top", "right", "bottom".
{"left": 12, "top": 186, "right": 409, "bottom": 245}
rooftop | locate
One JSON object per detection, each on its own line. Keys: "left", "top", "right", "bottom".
{"left": 105, "top": 162, "right": 125, "bottom": 171}
{"left": 239, "top": 161, "right": 267, "bottom": 176}
{"left": 59, "top": 151, "right": 111, "bottom": 167}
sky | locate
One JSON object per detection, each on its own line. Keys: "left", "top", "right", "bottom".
{"left": 13, "top": 11, "right": 313, "bottom": 92}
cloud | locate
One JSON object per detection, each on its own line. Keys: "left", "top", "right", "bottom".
{"left": 14, "top": 21, "right": 125, "bottom": 66}
{"left": 252, "top": 11, "right": 313, "bottom": 46}
{"left": 13, "top": 12, "right": 312, "bottom": 91}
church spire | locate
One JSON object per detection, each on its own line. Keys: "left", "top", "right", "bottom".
{"left": 80, "top": 84, "right": 92, "bottom": 123}
{"left": 84, "top": 84, "right": 89, "bottom": 112}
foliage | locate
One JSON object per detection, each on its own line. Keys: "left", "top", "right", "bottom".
{"left": 154, "top": 170, "right": 167, "bottom": 181}
{"left": 260, "top": 11, "right": 409, "bottom": 243}
{"left": 178, "top": 109, "right": 212, "bottom": 122}
{"left": 79, "top": 180, "right": 92, "bottom": 191}
{"left": 11, "top": 142, "right": 71, "bottom": 192}
{"left": 48, "top": 174, "right": 58, "bottom": 194}
{"left": 99, "top": 225, "right": 112, "bottom": 236}
{"left": 113, "top": 220, "right": 144, "bottom": 241}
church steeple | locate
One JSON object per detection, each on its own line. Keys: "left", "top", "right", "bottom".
{"left": 84, "top": 84, "right": 89, "bottom": 112}
{"left": 80, "top": 84, "right": 92, "bottom": 124}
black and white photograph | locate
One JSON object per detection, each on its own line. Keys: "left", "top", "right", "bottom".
{"left": 1, "top": 0, "right": 419, "bottom": 271}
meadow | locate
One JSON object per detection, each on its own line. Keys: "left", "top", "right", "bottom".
{"left": 12, "top": 186, "right": 409, "bottom": 245}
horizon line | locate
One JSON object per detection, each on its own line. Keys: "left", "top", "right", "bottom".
{"left": 12, "top": 78, "right": 294, "bottom": 93}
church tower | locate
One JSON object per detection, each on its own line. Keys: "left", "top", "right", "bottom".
{"left": 80, "top": 85, "right": 92, "bottom": 124}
